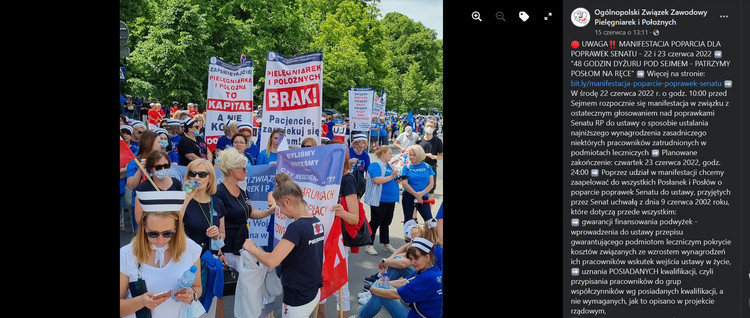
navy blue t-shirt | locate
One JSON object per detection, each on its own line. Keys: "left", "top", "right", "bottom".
{"left": 280, "top": 216, "right": 324, "bottom": 306}
{"left": 183, "top": 196, "right": 227, "bottom": 254}
{"left": 214, "top": 183, "right": 253, "bottom": 254}
{"left": 340, "top": 173, "right": 357, "bottom": 199}
{"left": 136, "top": 177, "right": 182, "bottom": 192}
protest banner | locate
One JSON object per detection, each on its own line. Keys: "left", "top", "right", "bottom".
{"left": 348, "top": 87, "right": 373, "bottom": 132}
{"left": 275, "top": 143, "right": 347, "bottom": 299}
{"left": 262, "top": 51, "right": 323, "bottom": 149}
{"left": 205, "top": 56, "right": 254, "bottom": 152}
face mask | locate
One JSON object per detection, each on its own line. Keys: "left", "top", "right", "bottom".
{"left": 160, "top": 140, "right": 169, "bottom": 148}
{"left": 193, "top": 131, "right": 201, "bottom": 137}
{"left": 153, "top": 169, "right": 169, "bottom": 179}
{"left": 237, "top": 180, "right": 247, "bottom": 190}
{"left": 425, "top": 127, "right": 435, "bottom": 134}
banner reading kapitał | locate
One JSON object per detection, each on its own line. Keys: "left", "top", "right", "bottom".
{"left": 205, "top": 56, "right": 254, "bottom": 152}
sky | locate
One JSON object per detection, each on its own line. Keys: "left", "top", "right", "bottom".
{"left": 376, "top": 0, "right": 443, "bottom": 40}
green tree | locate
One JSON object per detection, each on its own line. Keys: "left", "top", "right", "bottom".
{"left": 125, "top": 0, "right": 211, "bottom": 105}
{"left": 309, "top": 0, "right": 386, "bottom": 112}
{"left": 119, "top": 0, "right": 442, "bottom": 114}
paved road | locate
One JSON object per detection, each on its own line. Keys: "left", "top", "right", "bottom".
{"left": 120, "top": 132, "right": 443, "bottom": 318}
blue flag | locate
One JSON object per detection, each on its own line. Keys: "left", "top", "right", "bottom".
{"left": 407, "top": 110, "right": 414, "bottom": 128}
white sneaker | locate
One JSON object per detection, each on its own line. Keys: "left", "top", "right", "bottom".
{"left": 358, "top": 291, "right": 370, "bottom": 299}
{"left": 358, "top": 294, "right": 371, "bottom": 305}
{"left": 382, "top": 244, "right": 397, "bottom": 253}
{"left": 364, "top": 245, "right": 378, "bottom": 255}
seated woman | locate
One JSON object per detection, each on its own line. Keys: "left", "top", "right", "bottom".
{"left": 365, "top": 219, "right": 442, "bottom": 285}
{"left": 353, "top": 237, "right": 443, "bottom": 318}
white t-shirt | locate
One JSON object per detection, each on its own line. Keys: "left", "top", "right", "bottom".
{"left": 120, "top": 239, "right": 202, "bottom": 318}
{"left": 396, "top": 132, "right": 419, "bottom": 150}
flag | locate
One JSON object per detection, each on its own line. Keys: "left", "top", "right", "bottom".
{"left": 277, "top": 133, "right": 289, "bottom": 151}
{"left": 320, "top": 216, "right": 348, "bottom": 300}
{"left": 407, "top": 110, "right": 414, "bottom": 128}
{"left": 120, "top": 136, "right": 136, "bottom": 168}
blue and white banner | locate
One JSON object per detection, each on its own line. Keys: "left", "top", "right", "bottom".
{"left": 275, "top": 143, "right": 347, "bottom": 243}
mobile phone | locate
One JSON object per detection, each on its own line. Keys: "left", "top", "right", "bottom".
{"left": 153, "top": 290, "right": 171, "bottom": 300}
{"left": 397, "top": 175, "right": 409, "bottom": 180}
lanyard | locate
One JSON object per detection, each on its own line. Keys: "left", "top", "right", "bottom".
{"left": 197, "top": 197, "right": 213, "bottom": 226}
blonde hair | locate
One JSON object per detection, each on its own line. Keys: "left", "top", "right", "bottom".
{"left": 217, "top": 147, "right": 248, "bottom": 176}
{"left": 301, "top": 137, "right": 317, "bottom": 147}
{"left": 421, "top": 223, "right": 439, "bottom": 244}
{"left": 185, "top": 159, "right": 217, "bottom": 194}
{"left": 375, "top": 145, "right": 393, "bottom": 157}
{"left": 272, "top": 173, "right": 304, "bottom": 204}
{"left": 223, "top": 120, "right": 238, "bottom": 135}
{"left": 407, "top": 144, "right": 426, "bottom": 163}
{"left": 193, "top": 113, "right": 205, "bottom": 123}
{"left": 132, "top": 211, "right": 188, "bottom": 264}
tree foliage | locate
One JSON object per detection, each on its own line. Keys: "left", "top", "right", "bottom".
{"left": 120, "top": 0, "right": 442, "bottom": 114}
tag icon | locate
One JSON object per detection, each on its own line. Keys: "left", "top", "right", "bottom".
{"left": 519, "top": 11, "right": 529, "bottom": 22}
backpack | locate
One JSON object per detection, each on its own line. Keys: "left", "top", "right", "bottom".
{"left": 350, "top": 170, "right": 366, "bottom": 199}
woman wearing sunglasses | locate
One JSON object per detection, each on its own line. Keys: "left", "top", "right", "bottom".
{"left": 180, "top": 158, "right": 227, "bottom": 315}
{"left": 120, "top": 190, "right": 203, "bottom": 318}
{"left": 133, "top": 150, "right": 183, "bottom": 227}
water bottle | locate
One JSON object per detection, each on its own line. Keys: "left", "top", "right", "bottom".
{"left": 182, "top": 180, "right": 200, "bottom": 194}
{"left": 379, "top": 271, "right": 390, "bottom": 288}
{"left": 378, "top": 263, "right": 389, "bottom": 287}
{"left": 172, "top": 265, "right": 198, "bottom": 301}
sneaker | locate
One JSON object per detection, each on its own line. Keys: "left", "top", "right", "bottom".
{"left": 364, "top": 246, "right": 378, "bottom": 255}
{"left": 364, "top": 273, "right": 379, "bottom": 284}
{"left": 358, "top": 294, "right": 371, "bottom": 305}
{"left": 358, "top": 291, "right": 370, "bottom": 299}
{"left": 363, "top": 282, "right": 372, "bottom": 291}
{"left": 382, "top": 245, "right": 397, "bottom": 253}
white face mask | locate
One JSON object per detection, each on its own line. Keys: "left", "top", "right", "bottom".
{"left": 237, "top": 180, "right": 247, "bottom": 190}
{"left": 424, "top": 127, "right": 435, "bottom": 134}
{"left": 154, "top": 169, "right": 169, "bottom": 179}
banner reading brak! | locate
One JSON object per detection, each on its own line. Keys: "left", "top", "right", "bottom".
{"left": 262, "top": 51, "right": 323, "bottom": 150}
{"left": 205, "top": 57, "right": 254, "bottom": 152}
{"left": 348, "top": 87, "right": 374, "bottom": 133}
{"left": 275, "top": 143, "right": 348, "bottom": 299}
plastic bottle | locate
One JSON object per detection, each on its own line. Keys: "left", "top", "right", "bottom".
{"left": 182, "top": 180, "right": 200, "bottom": 194}
{"left": 378, "top": 263, "right": 389, "bottom": 287}
{"left": 172, "top": 265, "right": 198, "bottom": 301}
{"left": 379, "top": 271, "right": 390, "bottom": 287}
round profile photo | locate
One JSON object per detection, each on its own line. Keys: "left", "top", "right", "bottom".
{"left": 571, "top": 7, "right": 590, "bottom": 27}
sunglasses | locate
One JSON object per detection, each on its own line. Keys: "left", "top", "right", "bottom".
{"left": 153, "top": 164, "right": 170, "bottom": 171}
{"left": 302, "top": 145, "right": 313, "bottom": 148}
{"left": 145, "top": 229, "right": 176, "bottom": 238}
{"left": 188, "top": 170, "right": 209, "bottom": 178}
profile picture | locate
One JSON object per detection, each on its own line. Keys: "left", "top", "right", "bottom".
{"left": 571, "top": 7, "right": 590, "bottom": 27}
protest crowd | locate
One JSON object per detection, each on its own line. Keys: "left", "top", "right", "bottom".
{"left": 120, "top": 96, "right": 443, "bottom": 318}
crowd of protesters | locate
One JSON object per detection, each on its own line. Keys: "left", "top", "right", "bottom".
{"left": 120, "top": 97, "right": 443, "bottom": 318}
